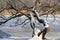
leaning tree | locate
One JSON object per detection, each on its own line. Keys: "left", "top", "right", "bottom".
{"left": 0, "top": 0, "right": 60, "bottom": 36}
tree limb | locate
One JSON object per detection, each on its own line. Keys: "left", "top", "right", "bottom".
{"left": 0, "top": 13, "right": 22, "bottom": 25}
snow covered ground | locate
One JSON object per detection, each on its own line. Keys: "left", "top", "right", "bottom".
{"left": 0, "top": 15, "right": 60, "bottom": 40}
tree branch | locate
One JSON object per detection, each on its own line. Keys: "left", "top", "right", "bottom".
{"left": 0, "top": 13, "right": 22, "bottom": 25}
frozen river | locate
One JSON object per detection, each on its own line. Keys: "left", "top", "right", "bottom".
{"left": 0, "top": 15, "right": 60, "bottom": 40}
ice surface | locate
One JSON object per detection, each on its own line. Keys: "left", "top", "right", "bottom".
{"left": 0, "top": 15, "right": 60, "bottom": 40}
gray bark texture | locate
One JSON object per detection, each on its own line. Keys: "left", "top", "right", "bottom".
{"left": 0, "top": 0, "right": 60, "bottom": 11}
{"left": 0, "top": 0, "right": 36, "bottom": 10}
